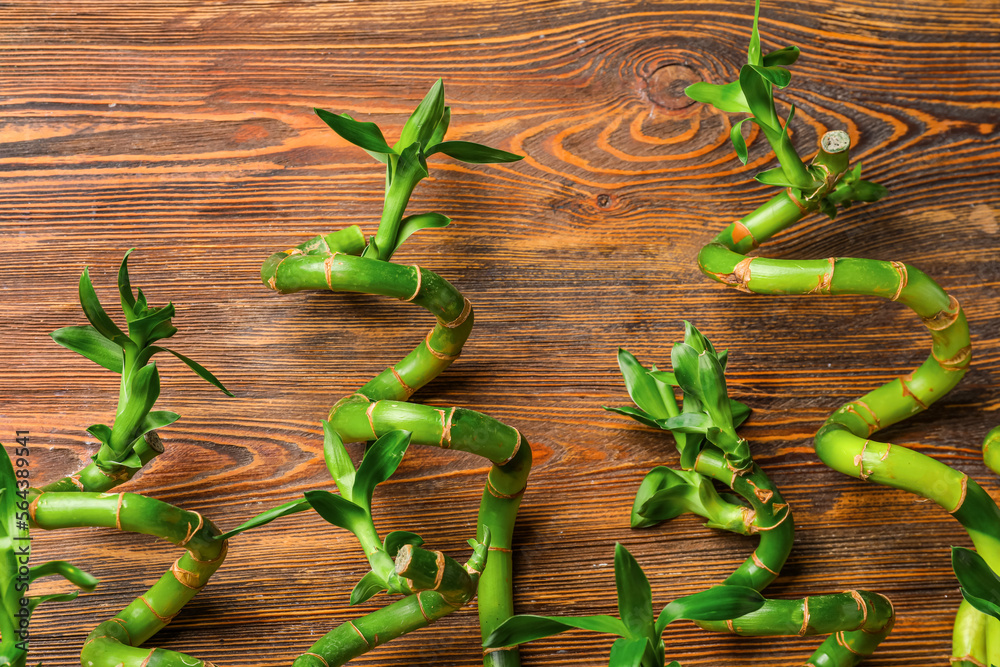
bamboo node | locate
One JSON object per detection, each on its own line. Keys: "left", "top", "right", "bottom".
{"left": 933, "top": 344, "right": 972, "bottom": 372}
{"left": 487, "top": 546, "right": 512, "bottom": 553}
{"left": 139, "top": 649, "right": 155, "bottom": 667}
{"left": 301, "top": 653, "right": 330, "bottom": 667}
{"left": 139, "top": 596, "right": 174, "bottom": 624}
{"left": 846, "top": 590, "right": 868, "bottom": 627}
{"left": 424, "top": 330, "right": 460, "bottom": 361}
{"left": 750, "top": 550, "right": 778, "bottom": 575}
{"left": 755, "top": 505, "right": 791, "bottom": 532}
{"left": 889, "top": 261, "right": 908, "bottom": 301}
{"left": 921, "top": 294, "right": 962, "bottom": 330}
{"left": 171, "top": 557, "right": 204, "bottom": 590}
{"left": 835, "top": 631, "right": 861, "bottom": 654}
{"left": 390, "top": 366, "right": 415, "bottom": 398}
{"left": 177, "top": 511, "right": 205, "bottom": 548}
{"left": 725, "top": 619, "right": 736, "bottom": 634}
{"left": 416, "top": 591, "right": 432, "bottom": 621}
{"left": 115, "top": 492, "right": 126, "bottom": 530}
{"left": 27, "top": 493, "right": 43, "bottom": 523}
{"left": 746, "top": 479, "right": 773, "bottom": 504}
{"left": 785, "top": 187, "right": 809, "bottom": 213}
{"left": 69, "top": 474, "right": 85, "bottom": 491}
{"left": 323, "top": 254, "right": 335, "bottom": 290}
{"left": 433, "top": 551, "right": 447, "bottom": 590}
{"left": 403, "top": 265, "right": 422, "bottom": 302}
{"left": 950, "top": 474, "right": 970, "bottom": 514}
{"left": 950, "top": 656, "right": 987, "bottom": 667}
{"left": 483, "top": 647, "right": 517, "bottom": 655}
{"left": 899, "top": 374, "right": 929, "bottom": 410}
{"left": 347, "top": 621, "right": 372, "bottom": 648}
{"left": 808, "top": 257, "right": 836, "bottom": 295}
{"left": 442, "top": 297, "right": 473, "bottom": 329}
{"left": 799, "top": 597, "right": 811, "bottom": 635}
{"left": 366, "top": 401, "right": 379, "bottom": 439}
{"left": 440, "top": 407, "right": 456, "bottom": 449}
{"left": 486, "top": 477, "right": 526, "bottom": 500}
{"left": 855, "top": 440, "right": 870, "bottom": 480}
{"left": 498, "top": 431, "right": 522, "bottom": 466}
{"left": 724, "top": 257, "right": 755, "bottom": 293}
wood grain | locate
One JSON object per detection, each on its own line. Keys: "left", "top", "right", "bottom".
{"left": 1, "top": 0, "right": 998, "bottom": 664}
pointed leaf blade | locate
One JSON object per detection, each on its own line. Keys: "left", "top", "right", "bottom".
{"left": 603, "top": 405, "right": 661, "bottom": 430}
{"left": 425, "top": 140, "right": 523, "bottom": 164}
{"left": 656, "top": 585, "right": 765, "bottom": 636}
{"left": 397, "top": 79, "right": 446, "bottom": 150}
{"left": 216, "top": 498, "right": 312, "bottom": 541}
{"left": 322, "top": 420, "right": 356, "bottom": 497}
{"left": 118, "top": 248, "right": 137, "bottom": 316}
{"left": 763, "top": 46, "right": 800, "bottom": 67}
{"left": 608, "top": 638, "right": 647, "bottom": 667}
{"left": 395, "top": 212, "right": 451, "bottom": 250}
{"left": 617, "top": 349, "right": 668, "bottom": 419}
{"left": 353, "top": 430, "right": 412, "bottom": 510}
{"left": 50, "top": 325, "right": 124, "bottom": 373}
{"left": 953, "top": 546, "right": 1000, "bottom": 620}
{"left": 149, "top": 347, "right": 233, "bottom": 396}
{"left": 350, "top": 570, "right": 388, "bottom": 606}
{"left": 384, "top": 531, "right": 424, "bottom": 558}
{"left": 684, "top": 80, "right": 750, "bottom": 114}
{"left": 483, "top": 614, "right": 628, "bottom": 648}
{"left": 78, "top": 268, "right": 128, "bottom": 344}
{"left": 615, "top": 544, "right": 653, "bottom": 639}
{"left": 304, "top": 489, "right": 368, "bottom": 534}
{"left": 315, "top": 108, "right": 395, "bottom": 155}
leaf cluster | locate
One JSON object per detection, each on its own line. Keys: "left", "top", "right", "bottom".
{"left": 606, "top": 322, "right": 751, "bottom": 472}
{"left": 952, "top": 546, "right": 1000, "bottom": 621}
{"left": 49, "top": 251, "right": 230, "bottom": 471}
{"left": 483, "top": 543, "right": 764, "bottom": 667}
{"left": 315, "top": 80, "right": 522, "bottom": 261}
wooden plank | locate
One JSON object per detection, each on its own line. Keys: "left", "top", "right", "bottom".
{"left": 1, "top": 0, "right": 998, "bottom": 664}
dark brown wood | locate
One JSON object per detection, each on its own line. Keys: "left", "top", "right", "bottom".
{"left": 2, "top": 0, "right": 998, "bottom": 664}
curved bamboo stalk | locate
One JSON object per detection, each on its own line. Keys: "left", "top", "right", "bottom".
{"left": 27, "top": 491, "right": 226, "bottom": 667}
{"left": 261, "top": 227, "right": 531, "bottom": 667}
{"left": 697, "top": 133, "right": 999, "bottom": 663}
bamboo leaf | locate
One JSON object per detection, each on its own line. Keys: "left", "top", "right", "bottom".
{"left": 617, "top": 348, "right": 668, "bottom": 419}
{"left": 148, "top": 346, "right": 233, "bottom": 396}
{"left": 615, "top": 544, "right": 654, "bottom": 639}
{"left": 656, "top": 585, "right": 765, "bottom": 636}
{"left": 819, "top": 197, "right": 838, "bottom": 220}
{"left": 424, "top": 140, "right": 523, "bottom": 164}
{"left": 322, "top": 421, "right": 356, "bottom": 497}
{"left": 86, "top": 423, "right": 113, "bottom": 446}
{"left": 315, "top": 108, "right": 395, "bottom": 156}
{"left": 397, "top": 79, "right": 446, "bottom": 150}
{"left": 483, "top": 614, "right": 628, "bottom": 648}
{"left": 631, "top": 467, "right": 675, "bottom": 528}
{"left": 427, "top": 106, "right": 451, "bottom": 148}
{"left": 763, "top": 46, "right": 800, "bottom": 67}
{"left": 754, "top": 166, "right": 795, "bottom": 189}
{"left": 698, "top": 352, "right": 734, "bottom": 428}
{"left": 304, "top": 489, "right": 368, "bottom": 534}
{"left": 28, "top": 591, "right": 82, "bottom": 615}
{"left": 684, "top": 80, "right": 750, "bottom": 114}
{"left": 608, "top": 637, "right": 647, "bottom": 667}
{"left": 748, "top": 64, "right": 791, "bottom": 88}
{"left": 128, "top": 303, "right": 176, "bottom": 346}
{"left": 730, "top": 399, "right": 752, "bottom": 428}
{"left": 604, "top": 405, "right": 662, "bottom": 430}
{"left": 683, "top": 321, "right": 716, "bottom": 355}
{"left": 28, "top": 561, "right": 99, "bottom": 591}
{"left": 350, "top": 571, "right": 387, "bottom": 606}
{"left": 656, "top": 413, "right": 711, "bottom": 434}
{"left": 392, "top": 212, "right": 451, "bottom": 255}
{"left": 384, "top": 531, "right": 424, "bottom": 558}
{"left": 748, "top": 0, "right": 763, "bottom": 66}
{"left": 670, "top": 343, "right": 701, "bottom": 400}
{"left": 850, "top": 179, "right": 889, "bottom": 202}
{"left": 49, "top": 325, "right": 124, "bottom": 373}
{"left": 649, "top": 370, "right": 678, "bottom": 386}
{"left": 953, "top": 546, "right": 1000, "bottom": 621}
{"left": 353, "top": 430, "right": 412, "bottom": 511}
{"left": 78, "top": 268, "right": 129, "bottom": 345}
{"left": 738, "top": 65, "right": 778, "bottom": 132}
{"left": 215, "top": 498, "right": 312, "bottom": 540}
{"left": 108, "top": 363, "right": 160, "bottom": 455}
{"left": 118, "top": 248, "right": 137, "bottom": 316}
{"left": 730, "top": 118, "right": 753, "bottom": 165}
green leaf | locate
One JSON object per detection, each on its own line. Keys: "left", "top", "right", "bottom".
{"left": 748, "top": 64, "right": 791, "bottom": 89}
{"left": 352, "top": 430, "right": 412, "bottom": 511}
{"left": 657, "top": 413, "right": 711, "bottom": 434}
{"left": 682, "top": 322, "right": 716, "bottom": 355}
{"left": 850, "top": 179, "right": 889, "bottom": 202}
{"left": 730, "top": 399, "right": 752, "bottom": 428}
{"left": 698, "top": 352, "right": 734, "bottom": 429}
{"left": 684, "top": 80, "right": 750, "bottom": 114}
{"left": 78, "top": 268, "right": 129, "bottom": 345}
{"left": 128, "top": 303, "right": 176, "bottom": 346}
{"left": 425, "top": 140, "right": 523, "bottom": 164}
{"left": 631, "top": 467, "right": 675, "bottom": 528}
{"left": 397, "top": 79, "right": 446, "bottom": 150}
{"left": 748, "top": 0, "right": 763, "bottom": 66}
{"left": 483, "top": 614, "right": 628, "bottom": 648}
{"left": 350, "top": 570, "right": 387, "bottom": 606}
{"left": 729, "top": 118, "right": 753, "bottom": 165}
{"left": 149, "top": 346, "right": 233, "bottom": 396}
{"left": 104, "top": 450, "right": 143, "bottom": 470}
{"left": 763, "top": 46, "right": 800, "bottom": 67}
{"left": 649, "top": 370, "right": 677, "bottom": 386}
{"left": 670, "top": 343, "right": 701, "bottom": 400}
{"left": 656, "top": 585, "right": 765, "bottom": 636}
{"left": 618, "top": 349, "right": 668, "bottom": 419}
{"left": 754, "top": 166, "right": 795, "bottom": 189}
{"left": 427, "top": 106, "right": 451, "bottom": 148}
{"left": 28, "top": 561, "right": 99, "bottom": 591}
{"left": 315, "top": 108, "right": 395, "bottom": 156}
{"left": 50, "top": 325, "right": 124, "bottom": 373}
{"left": 215, "top": 498, "right": 312, "bottom": 540}
{"left": 818, "top": 197, "right": 838, "bottom": 220}
{"left": 953, "top": 546, "right": 1000, "bottom": 621}
{"left": 395, "top": 212, "right": 451, "bottom": 250}
{"left": 604, "top": 405, "right": 662, "bottom": 430}
{"left": 322, "top": 421, "right": 356, "bottom": 497}
{"left": 304, "top": 489, "right": 368, "bottom": 534}
{"left": 615, "top": 544, "right": 654, "bottom": 639}
{"left": 608, "top": 637, "right": 647, "bottom": 667}
{"left": 85, "top": 423, "right": 113, "bottom": 446}
{"left": 107, "top": 362, "right": 160, "bottom": 455}
{"left": 384, "top": 531, "right": 424, "bottom": 558}
{"left": 28, "top": 591, "right": 82, "bottom": 615}
{"left": 738, "top": 64, "right": 778, "bottom": 131}
{"left": 118, "top": 248, "right": 137, "bottom": 316}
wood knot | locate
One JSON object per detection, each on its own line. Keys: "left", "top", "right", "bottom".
{"left": 643, "top": 64, "right": 700, "bottom": 110}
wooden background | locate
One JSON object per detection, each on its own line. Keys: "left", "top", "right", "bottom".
{"left": 2, "top": 0, "right": 998, "bottom": 664}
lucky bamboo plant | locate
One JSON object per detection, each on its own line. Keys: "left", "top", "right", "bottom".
{"left": 20, "top": 253, "right": 231, "bottom": 667}
{"left": 486, "top": 323, "right": 894, "bottom": 666}
{"left": 687, "top": 0, "right": 1000, "bottom": 663}
{"left": 226, "top": 80, "right": 532, "bottom": 667}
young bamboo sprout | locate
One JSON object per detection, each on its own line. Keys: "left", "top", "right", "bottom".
{"left": 21, "top": 254, "right": 231, "bottom": 666}
{"left": 243, "top": 80, "right": 532, "bottom": 667}
{"left": 604, "top": 323, "right": 893, "bottom": 665}
{"left": 688, "top": 1, "right": 1000, "bottom": 662}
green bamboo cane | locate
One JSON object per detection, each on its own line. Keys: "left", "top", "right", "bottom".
{"left": 606, "top": 326, "right": 894, "bottom": 665}
{"left": 254, "top": 81, "right": 529, "bottom": 667}
{"left": 688, "top": 1, "right": 998, "bottom": 661}
{"left": 27, "top": 491, "right": 227, "bottom": 667}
